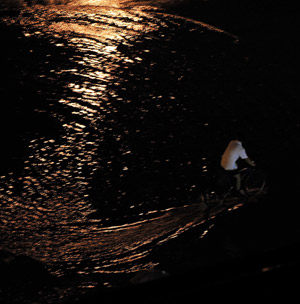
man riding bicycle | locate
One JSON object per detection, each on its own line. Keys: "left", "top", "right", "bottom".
{"left": 220, "top": 136, "right": 256, "bottom": 195}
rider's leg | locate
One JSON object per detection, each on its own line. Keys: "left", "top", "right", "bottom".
{"left": 233, "top": 173, "right": 241, "bottom": 191}
{"left": 234, "top": 172, "right": 248, "bottom": 196}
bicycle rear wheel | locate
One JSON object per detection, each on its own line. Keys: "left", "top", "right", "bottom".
{"left": 244, "top": 169, "right": 266, "bottom": 195}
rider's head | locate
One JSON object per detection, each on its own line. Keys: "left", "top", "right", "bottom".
{"left": 232, "top": 131, "right": 246, "bottom": 143}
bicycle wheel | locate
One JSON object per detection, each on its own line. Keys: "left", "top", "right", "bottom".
{"left": 244, "top": 169, "right": 266, "bottom": 195}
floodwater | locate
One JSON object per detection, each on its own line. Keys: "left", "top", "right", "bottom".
{"left": 0, "top": 0, "right": 298, "bottom": 303}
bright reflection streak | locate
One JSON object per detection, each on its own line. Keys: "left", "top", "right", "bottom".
{"left": 71, "top": 0, "right": 122, "bottom": 7}
{"left": 43, "top": 6, "right": 160, "bottom": 129}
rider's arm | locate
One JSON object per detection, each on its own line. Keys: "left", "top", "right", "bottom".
{"left": 244, "top": 158, "right": 256, "bottom": 167}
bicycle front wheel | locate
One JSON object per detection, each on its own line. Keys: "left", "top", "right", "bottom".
{"left": 244, "top": 169, "right": 266, "bottom": 195}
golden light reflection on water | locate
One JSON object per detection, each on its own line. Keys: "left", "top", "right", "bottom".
{"left": 71, "top": 0, "right": 122, "bottom": 7}
{"left": 0, "top": 3, "right": 174, "bottom": 278}
{"left": 0, "top": 3, "right": 241, "bottom": 296}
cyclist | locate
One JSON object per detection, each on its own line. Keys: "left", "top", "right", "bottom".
{"left": 220, "top": 137, "right": 255, "bottom": 195}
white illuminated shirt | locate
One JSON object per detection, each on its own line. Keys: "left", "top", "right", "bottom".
{"left": 221, "top": 140, "right": 248, "bottom": 170}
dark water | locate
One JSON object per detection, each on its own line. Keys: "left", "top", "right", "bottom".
{"left": 0, "top": 0, "right": 299, "bottom": 303}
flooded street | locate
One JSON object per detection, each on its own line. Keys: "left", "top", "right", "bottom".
{"left": 0, "top": 0, "right": 299, "bottom": 303}
{"left": 0, "top": 2, "right": 243, "bottom": 301}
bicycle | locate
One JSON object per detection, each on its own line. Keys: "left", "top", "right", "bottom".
{"left": 221, "top": 167, "right": 267, "bottom": 205}
{"left": 188, "top": 166, "right": 266, "bottom": 210}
